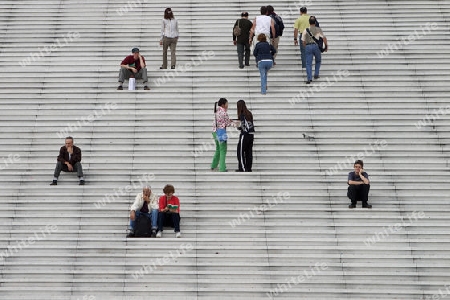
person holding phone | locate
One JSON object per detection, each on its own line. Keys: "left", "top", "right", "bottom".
{"left": 347, "top": 160, "right": 371, "bottom": 208}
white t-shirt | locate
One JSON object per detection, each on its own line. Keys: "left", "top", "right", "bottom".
{"left": 255, "top": 15, "right": 272, "bottom": 36}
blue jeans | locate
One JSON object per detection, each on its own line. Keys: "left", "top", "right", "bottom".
{"left": 258, "top": 60, "right": 273, "bottom": 94}
{"left": 299, "top": 34, "right": 306, "bottom": 68}
{"left": 305, "top": 44, "right": 321, "bottom": 81}
{"left": 158, "top": 212, "right": 180, "bottom": 233}
{"left": 130, "top": 209, "right": 158, "bottom": 230}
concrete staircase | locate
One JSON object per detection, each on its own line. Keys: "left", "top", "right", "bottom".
{"left": 0, "top": 0, "right": 450, "bottom": 299}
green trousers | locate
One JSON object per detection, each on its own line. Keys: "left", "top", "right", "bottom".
{"left": 211, "top": 132, "right": 228, "bottom": 172}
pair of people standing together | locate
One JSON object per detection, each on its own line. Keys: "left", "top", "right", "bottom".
{"left": 211, "top": 98, "right": 255, "bottom": 172}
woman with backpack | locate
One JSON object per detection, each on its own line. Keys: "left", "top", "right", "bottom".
{"left": 236, "top": 100, "right": 255, "bottom": 172}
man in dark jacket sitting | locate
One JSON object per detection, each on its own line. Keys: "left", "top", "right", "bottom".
{"left": 50, "top": 136, "right": 85, "bottom": 185}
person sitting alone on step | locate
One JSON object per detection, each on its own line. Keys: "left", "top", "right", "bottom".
{"left": 117, "top": 47, "right": 150, "bottom": 90}
{"left": 347, "top": 160, "right": 372, "bottom": 209}
{"left": 50, "top": 136, "right": 85, "bottom": 186}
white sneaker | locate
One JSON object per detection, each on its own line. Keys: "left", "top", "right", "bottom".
{"left": 156, "top": 231, "right": 162, "bottom": 238}
{"left": 175, "top": 232, "right": 181, "bottom": 238}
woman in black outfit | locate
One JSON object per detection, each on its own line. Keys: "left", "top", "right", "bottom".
{"left": 236, "top": 100, "right": 255, "bottom": 172}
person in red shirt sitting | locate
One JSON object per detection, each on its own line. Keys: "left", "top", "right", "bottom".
{"left": 156, "top": 184, "right": 181, "bottom": 238}
{"left": 117, "top": 47, "right": 150, "bottom": 90}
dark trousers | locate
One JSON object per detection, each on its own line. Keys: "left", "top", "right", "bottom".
{"left": 237, "top": 133, "right": 254, "bottom": 172}
{"left": 118, "top": 67, "right": 148, "bottom": 84}
{"left": 237, "top": 43, "right": 251, "bottom": 67}
{"left": 53, "top": 161, "right": 83, "bottom": 178}
{"left": 158, "top": 212, "right": 180, "bottom": 233}
{"left": 347, "top": 184, "right": 370, "bottom": 205}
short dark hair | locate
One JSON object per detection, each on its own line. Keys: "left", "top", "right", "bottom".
{"left": 131, "top": 47, "right": 139, "bottom": 53}
{"left": 163, "top": 184, "right": 175, "bottom": 194}
{"left": 300, "top": 7, "right": 307, "bottom": 13}
{"left": 65, "top": 136, "right": 73, "bottom": 141}
{"left": 260, "top": 6, "right": 267, "bottom": 15}
{"left": 354, "top": 160, "right": 364, "bottom": 168}
{"left": 266, "top": 5, "right": 274, "bottom": 14}
{"left": 241, "top": 12, "right": 248, "bottom": 17}
{"left": 309, "top": 16, "right": 316, "bottom": 25}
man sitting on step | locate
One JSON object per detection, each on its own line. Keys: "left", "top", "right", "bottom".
{"left": 117, "top": 47, "right": 150, "bottom": 90}
{"left": 50, "top": 136, "right": 85, "bottom": 185}
{"left": 127, "top": 186, "right": 159, "bottom": 238}
{"left": 347, "top": 160, "right": 372, "bottom": 209}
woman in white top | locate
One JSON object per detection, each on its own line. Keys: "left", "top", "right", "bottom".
{"left": 160, "top": 8, "right": 179, "bottom": 69}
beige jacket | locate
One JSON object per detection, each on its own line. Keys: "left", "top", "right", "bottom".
{"left": 130, "top": 192, "right": 159, "bottom": 212}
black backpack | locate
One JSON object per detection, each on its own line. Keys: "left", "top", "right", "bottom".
{"left": 271, "top": 14, "right": 285, "bottom": 37}
{"left": 134, "top": 214, "right": 152, "bottom": 237}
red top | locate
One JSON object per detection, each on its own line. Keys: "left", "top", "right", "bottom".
{"left": 121, "top": 55, "right": 146, "bottom": 71}
{"left": 159, "top": 195, "right": 180, "bottom": 213}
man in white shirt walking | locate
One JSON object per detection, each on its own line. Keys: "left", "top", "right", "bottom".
{"left": 249, "top": 6, "right": 276, "bottom": 46}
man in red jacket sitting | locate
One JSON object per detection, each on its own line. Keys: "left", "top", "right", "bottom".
{"left": 117, "top": 47, "right": 150, "bottom": 90}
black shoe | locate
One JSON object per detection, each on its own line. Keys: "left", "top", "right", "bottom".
{"left": 126, "top": 230, "right": 135, "bottom": 238}
{"left": 117, "top": 85, "right": 123, "bottom": 90}
{"left": 143, "top": 86, "right": 150, "bottom": 90}
{"left": 245, "top": 64, "right": 250, "bottom": 66}
{"left": 362, "top": 203, "right": 372, "bottom": 208}
{"left": 306, "top": 80, "right": 311, "bottom": 84}
{"left": 239, "top": 66, "right": 244, "bottom": 69}
{"left": 171, "top": 65, "right": 175, "bottom": 69}
{"left": 160, "top": 66, "right": 167, "bottom": 69}
{"left": 50, "top": 180, "right": 57, "bottom": 186}
{"left": 79, "top": 180, "right": 85, "bottom": 186}
{"left": 349, "top": 204, "right": 356, "bottom": 209}
{"left": 235, "top": 169, "right": 244, "bottom": 172}
{"left": 314, "top": 75, "right": 320, "bottom": 79}
{"left": 151, "top": 230, "right": 156, "bottom": 238}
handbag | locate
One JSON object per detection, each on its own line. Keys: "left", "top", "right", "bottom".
{"left": 233, "top": 19, "right": 241, "bottom": 36}
{"left": 216, "top": 128, "right": 228, "bottom": 142}
{"left": 306, "top": 28, "right": 326, "bottom": 53}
